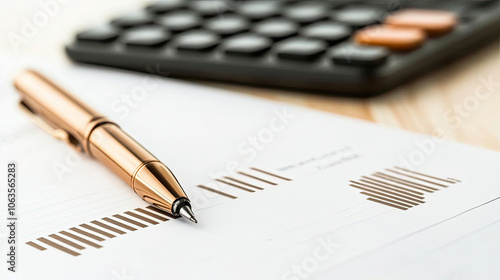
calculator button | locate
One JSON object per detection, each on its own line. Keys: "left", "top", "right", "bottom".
{"left": 283, "top": 2, "right": 329, "bottom": 24}
{"left": 111, "top": 11, "right": 153, "bottom": 28}
{"left": 301, "top": 22, "right": 351, "bottom": 44}
{"left": 332, "top": 6, "right": 386, "bottom": 27}
{"left": 188, "top": 0, "right": 228, "bottom": 17}
{"left": 122, "top": 26, "right": 171, "bottom": 47}
{"left": 329, "top": 44, "right": 389, "bottom": 66}
{"left": 363, "top": 1, "right": 402, "bottom": 12}
{"left": 236, "top": 1, "right": 282, "bottom": 21}
{"left": 77, "top": 25, "right": 121, "bottom": 42}
{"left": 470, "top": 0, "right": 498, "bottom": 7}
{"left": 157, "top": 11, "right": 201, "bottom": 32}
{"left": 175, "top": 30, "right": 220, "bottom": 51}
{"left": 276, "top": 37, "right": 327, "bottom": 60}
{"left": 205, "top": 15, "right": 249, "bottom": 36}
{"left": 385, "top": 9, "right": 458, "bottom": 35}
{"left": 145, "top": 0, "right": 185, "bottom": 14}
{"left": 253, "top": 18, "right": 299, "bottom": 41}
{"left": 355, "top": 25, "right": 426, "bottom": 51}
{"left": 223, "top": 34, "right": 272, "bottom": 56}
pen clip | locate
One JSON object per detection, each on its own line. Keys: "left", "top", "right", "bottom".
{"left": 19, "top": 100, "right": 84, "bottom": 153}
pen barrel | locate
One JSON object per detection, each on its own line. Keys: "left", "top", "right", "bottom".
{"left": 88, "top": 123, "right": 188, "bottom": 213}
{"left": 14, "top": 69, "right": 189, "bottom": 215}
{"left": 88, "top": 123, "right": 155, "bottom": 181}
{"left": 14, "top": 70, "right": 105, "bottom": 151}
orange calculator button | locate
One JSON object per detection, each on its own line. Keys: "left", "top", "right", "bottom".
{"left": 355, "top": 25, "right": 426, "bottom": 51}
{"left": 385, "top": 9, "right": 458, "bottom": 35}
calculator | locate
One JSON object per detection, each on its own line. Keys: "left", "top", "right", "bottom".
{"left": 66, "top": 0, "right": 500, "bottom": 96}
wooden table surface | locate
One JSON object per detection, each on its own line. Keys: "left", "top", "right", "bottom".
{"left": 3, "top": 1, "right": 499, "bottom": 151}
{"left": 204, "top": 40, "right": 500, "bottom": 151}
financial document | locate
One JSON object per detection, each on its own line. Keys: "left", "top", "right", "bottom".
{"left": 0, "top": 62, "right": 499, "bottom": 279}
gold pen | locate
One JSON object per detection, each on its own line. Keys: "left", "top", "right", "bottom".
{"left": 13, "top": 69, "right": 197, "bottom": 223}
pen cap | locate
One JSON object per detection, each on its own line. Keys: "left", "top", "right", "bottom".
{"left": 13, "top": 69, "right": 109, "bottom": 153}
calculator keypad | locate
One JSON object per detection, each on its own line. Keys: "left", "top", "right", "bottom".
{"left": 68, "top": 0, "right": 499, "bottom": 95}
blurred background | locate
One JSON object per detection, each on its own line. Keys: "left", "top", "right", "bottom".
{"left": 1, "top": 0, "right": 499, "bottom": 150}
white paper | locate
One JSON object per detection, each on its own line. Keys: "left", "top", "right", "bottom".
{"left": 0, "top": 61, "right": 499, "bottom": 279}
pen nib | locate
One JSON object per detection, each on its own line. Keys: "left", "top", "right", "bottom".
{"left": 179, "top": 205, "right": 197, "bottom": 224}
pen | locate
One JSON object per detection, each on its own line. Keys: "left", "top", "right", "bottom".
{"left": 13, "top": 69, "right": 197, "bottom": 223}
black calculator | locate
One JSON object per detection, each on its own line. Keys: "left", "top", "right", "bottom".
{"left": 66, "top": 0, "right": 500, "bottom": 97}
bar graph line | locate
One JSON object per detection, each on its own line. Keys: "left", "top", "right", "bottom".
{"left": 49, "top": 234, "right": 85, "bottom": 250}
{"left": 386, "top": 169, "right": 449, "bottom": 188}
{"left": 103, "top": 217, "right": 137, "bottom": 231}
{"left": 360, "top": 176, "right": 424, "bottom": 196}
{"left": 224, "top": 177, "right": 264, "bottom": 190}
{"left": 197, "top": 185, "right": 237, "bottom": 199}
{"left": 250, "top": 167, "right": 292, "bottom": 181}
{"left": 394, "top": 167, "right": 458, "bottom": 184}
{"left": 145, "top": 206, "right": 179, "bottom": 219}
{"left": 26, "top": 241, "right": 46, "bottom": 251}
{"left": 351, "top": 167, "right": 460, "bottom": 210}
{"left": 358, "top": 178, "right": 424, "bottom": 200}
{"left": 372, "top": 173, "right": 436, "bottom": 192}
{"left": 352, "top": 184, "right": 420, "bottom": 206}
{"left": 91, "top": 220, "right": 126, "bottom": 235}
{"left": 125, "top": 211, "right": 158, "bottom": 225}
{"left": 376, "top": 172, "right": 440, "bottom": 191}
{"left": 80, "top": 223, "right": 116, "bottom": 238}
{"left": 135, "top": 208, "right": 169, "bottom": 222}
{"left": 198, "top": 167, "right": 293, "bottom": 200}
{"left": 368, "top": 198, "right": 408, "bottom": 210}
{"left": 237, "top": 171, "right": 277, "bottom": 185}
{"left": 216, "top": 179, "right": 255, "bottom": 192}
{"left": 38, "top": 237, "right": 80, "bottom": 256}
{"left": 114, "top": 213, "right": 149, "bottom": 227}
{"left": 360, "top": 191, "right": 414, "bottom": 208}
{"left": 60, "top": 231, "right": 102, "bottom": 249}
{"left": 72, "top": 226, "right": 107, "bottom": 241}
{"left": 350, "top": 182, "right": 424, "bottom": 204}
{"left": 26, "top": 166, "right": 293, "bottom": 256}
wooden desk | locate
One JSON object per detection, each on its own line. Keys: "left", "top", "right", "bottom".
{"left": 3, "top": 0, "right": 499, "bottom": 150}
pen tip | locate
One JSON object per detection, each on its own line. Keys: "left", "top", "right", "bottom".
{"left": 179, "top": 204, "right": 198, "bottom": 224}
